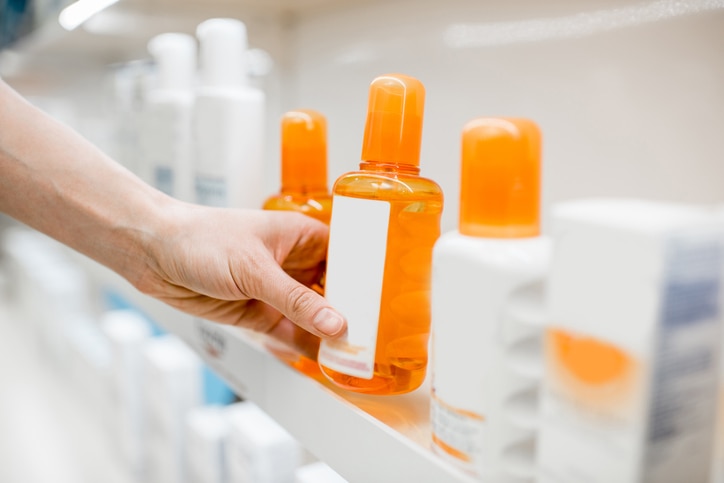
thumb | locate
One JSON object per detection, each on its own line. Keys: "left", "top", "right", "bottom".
{"left": 251, "top": 261, "right": 346, "bottom": 339}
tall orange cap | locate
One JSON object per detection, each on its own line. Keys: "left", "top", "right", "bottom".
{"left": 281, "top": 109, "right": 328, "bottom": 194}
{"left": 459, "top": 117, "right": 541, "bottom": 238}
{"left": 361, "top": 73, "right": 425, "bottom": 166}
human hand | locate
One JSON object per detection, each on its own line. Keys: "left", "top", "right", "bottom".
{"left": 0, "top": 78, "right": 342, "bottom": 347}
{"left": 134, "top": 204, "right": 346, "bottom": 343}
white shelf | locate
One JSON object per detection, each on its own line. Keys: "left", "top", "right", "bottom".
{"left": 76, "top": 254, "right": 476, "bottom": 483}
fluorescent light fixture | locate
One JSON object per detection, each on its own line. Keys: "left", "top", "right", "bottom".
{"left": 444, "top": 0, "right": 724, "bottom": 48}
{"left": 58, "top": 0, "right": 121, "bottom": 31}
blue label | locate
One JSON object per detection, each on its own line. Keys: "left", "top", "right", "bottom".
{"left": 195, "top": 176, "right": 227, "bottom": 207}
{"left": 646, "top": 236, "right": 722, "bottom": 455}
{"left": 154, "top": 166, "right": 174, "bottom": 197}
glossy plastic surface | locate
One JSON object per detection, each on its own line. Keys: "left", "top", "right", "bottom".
{"left": 320, "top": 162, "right": 443, "bottom": 395}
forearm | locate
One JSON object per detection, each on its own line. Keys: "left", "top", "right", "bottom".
{"left": 0, "top": 79, "right": 173, "bottom": 285}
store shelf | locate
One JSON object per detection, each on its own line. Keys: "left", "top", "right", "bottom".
{"left": 73, "top": 253, "right": 475, "bottom": 483}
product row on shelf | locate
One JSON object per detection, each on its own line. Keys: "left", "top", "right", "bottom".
{"left": 8, "top": 10, "right": 724, "bottom": 483}
{"left": 107, "top": 17, "right": 268, "bottom": 208}
{"left": 0, "top": 226, "right": 347, "bottom": 483}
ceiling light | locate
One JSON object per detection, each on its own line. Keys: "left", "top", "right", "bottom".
{"left": 58, "top": 0, "right": 121, "bottom": 31}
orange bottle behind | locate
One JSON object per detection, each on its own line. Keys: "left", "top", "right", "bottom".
{"left": 318, "top": 74, "right": 443, "bottom": 395}
{"left": 263, "top": 109, "right": 332, "bottom": 224}
{"left": 263, "top": 109, "right": 331, "bottom": 377}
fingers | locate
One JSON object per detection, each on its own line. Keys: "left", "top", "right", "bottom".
{"left": 265, "top": 211, "right": 329, "bottom": 270}
{"left": 250, "top": 260, "right": 346, "bottom": 339}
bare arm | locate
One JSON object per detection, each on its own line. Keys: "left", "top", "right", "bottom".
{"left": 0, "top": 79, "right": 345, "bottom": 340}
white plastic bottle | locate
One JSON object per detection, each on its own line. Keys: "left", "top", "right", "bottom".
{"left": 142, "top": 334, "right": 203, "bottom": 483}
{"left": 224, "top": 401, "right": 302, "bottom": 483}
{"left": 193, "top": 18, "right": 265, "bottom": 208}
{"left": 430, "top": 118, "right": 550, "bottom": 481}
{"left": 109, "top": 60, "right": 152, "bottom": 179}
{"left": 143, "top": 32, "right": 197, "bottom": 202}
{"left": 101, "top": 310, "right": 153, "bottom": 478}
{"left": 185, "top": 405, "right": 230, "bottom": 483}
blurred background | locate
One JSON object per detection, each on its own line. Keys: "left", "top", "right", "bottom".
{"left": 3, "top": 0, "right": 723, "bottom": 230}
{"left": 1, "top": 0, "right": 723, "bottom": 482}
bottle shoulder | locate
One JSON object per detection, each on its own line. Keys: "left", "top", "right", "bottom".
{"left": 263, "top": 194, "right": 333, "bottom": 224}
{"left": 434, "top": 232, "right": 551, "bottom": 270}
{"left": 332, "top": 169, "right": 443, "bottom": 201}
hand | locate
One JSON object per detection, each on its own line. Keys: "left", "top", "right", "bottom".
{"left": 134, "top": 204, "right": 346, "bottom": 342}
{"left": 0, "top": 78, "right": 344, "bottom": 345}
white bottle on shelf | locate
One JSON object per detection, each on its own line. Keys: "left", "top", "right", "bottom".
{"left": 142, "top": 334, "right": 203, "bottom": 483}
{"left": 109, "top": 60, "right": 153, "bottom": 179}
{"left": 225, "top": 401, "right": 302, "bottom": 483}
{"left": 193, "top": 18, "right": 266, "bottom": 208}
{"left": 186, "top": 405, "right": 230, "bottom": 483}
{"left": 144, "top": 32, "right": 197, "bottom": 202}
{"left": 101, "top": 309, "right": 153, "bottom": 478}
{"left": 430, "top": 118, "right": 549, "bottom": 481}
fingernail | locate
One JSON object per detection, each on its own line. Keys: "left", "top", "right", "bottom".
{"left": 313, "top": 308, "right": 346, "bottom": 337}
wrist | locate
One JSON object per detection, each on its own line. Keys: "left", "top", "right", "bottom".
{"left": 121, "top": 190, "right": 187, "bottom": 289}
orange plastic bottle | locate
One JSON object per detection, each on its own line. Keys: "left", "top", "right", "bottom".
{"left": 263, "top": 109, "right": 332, "bottom": 224}
{"left": 263, "top": 109, "right": 331, "bottom": 377}
{"left": 318, "top": 74, "right": 443, "bottom": 395}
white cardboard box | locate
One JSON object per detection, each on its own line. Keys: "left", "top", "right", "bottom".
{"left": 537, "top": 199, "right": 724, "bottom": 483}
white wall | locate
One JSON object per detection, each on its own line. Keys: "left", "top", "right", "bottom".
{"left": 286, "top": 0, "right": 724, "bottom": 231}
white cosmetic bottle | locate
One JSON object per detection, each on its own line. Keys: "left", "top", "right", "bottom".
{"left": 193, "top": 18, "right": 265, "bottom": 208}
{"left": 430, "top": 118, "right": 550, "bottom": 482}
{"left": 225, "top": 401, "right": 302, "bottom": 483}
{"left": 142, "top": 334, "right": 203, "bottom": 483}
{"left": 186, "top": 405, "right": 230, "bottom": 483}
{"left": 101, "top": 309, "right": 153, "bottom": 478}
{"left": 144, "top": 32, "right": 197, "bottom": 202}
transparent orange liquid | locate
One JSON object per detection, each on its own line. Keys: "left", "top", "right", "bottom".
{"left": 263, "top": 191, "right": 332, "bottom": 377}
{"left": 320, "top": 162, "right": 443, "bottom": 395}
{"left": 262, "top": 192, "right": 333, "bottom": 225}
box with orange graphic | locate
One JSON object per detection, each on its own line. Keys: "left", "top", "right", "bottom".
{"left": 537, "top": 199, "right": 724, "bottom": 483}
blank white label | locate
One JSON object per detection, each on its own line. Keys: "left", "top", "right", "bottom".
{"left": 318, "top": 195, "right": 390, "bottom": 379}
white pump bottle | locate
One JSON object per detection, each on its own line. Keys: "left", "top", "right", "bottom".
{"left": 144, "top": 32, "right": 196, "bottom": 202}
{"left": 193, "top": 18, "right": 266, "bottom": 208}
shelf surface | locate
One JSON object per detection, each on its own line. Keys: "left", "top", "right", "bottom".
{"left": 77, "top": 254, "right": 476, "bottom": 483}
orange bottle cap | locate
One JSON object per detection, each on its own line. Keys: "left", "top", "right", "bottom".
{"left": 281, "top": 109, "right": 328, "bottom": 194}
{"left": 361, "top": 73, "right": 425, "bottom": 166}
{"left": 459, "top": 117, "right": 541, "bottom": 238}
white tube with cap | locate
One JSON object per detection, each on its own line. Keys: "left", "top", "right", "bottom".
{"left": 193, "top": 18, "right": 266, "bottom": 208}
{"left": 143, "top": 32, "right": 196, "bottom": 202}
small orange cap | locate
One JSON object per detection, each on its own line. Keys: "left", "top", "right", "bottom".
{"left": 281, "top": 109, "right": 328, "bottom": 194}
{"left": 361, "top": 73, "right": 425, "bottom": 166}
{"left": 459, "top": 117, "right": 541, "bottom": 238}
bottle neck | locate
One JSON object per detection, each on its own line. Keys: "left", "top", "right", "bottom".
{"left": 359, "top": 160, "right": 420, "bottom": 176}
